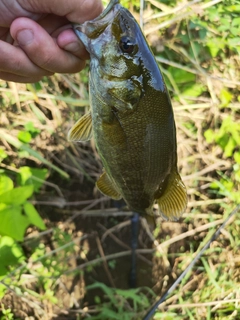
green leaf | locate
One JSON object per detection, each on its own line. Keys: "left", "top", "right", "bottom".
{"left": 206, "top": 38, "right": 225, "bottom": 58}
{"left": 220, "top": 89, "right": 233, "bottom": 107}
{"left": 231, "top": 27, "right": 240, "bottom": 36}
{"left": 234, "top": 152, "right": 240, "bottom": 164}
{"left": 0, "top": 206, "right": 30, "bottom": 240}
{"left": 223, "top": 137, "right": 236, "bottom": 157}
{"left": 24, "top": 121, "right": 40, "bottom": 138}
{"left": 182, "top": 83, "right": 205, "bottom": 97}
{"left": 0, "top": 175, "right": 13, "bottom": 195}
{"left": 18, "top": 166, "right": 48, "bottom": 192}
{"left": 18, "top": 131, "right": 32, "bottom": 143}
{"left": 232, "top": 17, "right": 240, "bottom": 27}
{"left": 216, "top": 133, "right": 229, "bottom": 150}
{"left": 0, "top": 148, "right": 8, "bottom": 161}
{"left": 18, "top": 150, "right": 30, "bottom": 158}
{"left": 0, "top": 185, "right": 34, "bottom": 205}
{"left": 228, "top": 37, "right": 240, "bottom": 46}
{"left": 168, "top": 67, "right": 195, "bottom": 84}
{"left": 0, "top": 236, "right": 25, "bottom": 276}
{"left": 204, "top": 129, "right": 215, "bottom": 143}
{"left": 23, "top": 202, "right": 46, "bottom": 230}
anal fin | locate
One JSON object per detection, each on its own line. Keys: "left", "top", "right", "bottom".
{"left": 96, "top": 171, "right": 122, "bottom": 200}
{"left": 156, "top": 170, "right": 187, "bottom": 221}
{"left": 68, "top": 111, "right": 92, "bottom": 142}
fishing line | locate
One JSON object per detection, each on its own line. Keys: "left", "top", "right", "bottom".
{"left": 142, "top": 204, "right": 240, "bottom": 320}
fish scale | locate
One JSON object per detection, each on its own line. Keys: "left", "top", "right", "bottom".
{"left": 68, "top": 0, "right": 188, "bottom": 224}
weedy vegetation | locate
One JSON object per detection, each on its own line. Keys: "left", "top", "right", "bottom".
{"left": 0, "top": 0, "right": 239, "bottom": 319}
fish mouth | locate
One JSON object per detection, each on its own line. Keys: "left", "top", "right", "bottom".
{"left": 73, "top": 0, "right": 121, "bottom": 39}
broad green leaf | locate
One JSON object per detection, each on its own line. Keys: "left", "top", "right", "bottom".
{"left": 18, "top": 131, "right": 32, "bottom": 143}
{"left": 18, "top": 166, "right": 48, "bottom": 192}
{"left": 206, "top": 38, "right": 225, "bottom": 58}
{"left": 204, "top": 129, "right": 214, "bottom": 143}
{"left": 223, "top": 137, "right": 236, "bottom": 157}
{"left": 0, "top": 175, "right": 13, "bottom": 195}
{"left": 216, "top": 133, "right": 229, "bottom": 151}
{"left": 220, "top": 89, "right": 233, "bottom": 107}
{"left": 0, "top": 148, "right": 8, "bottom": 161}
{"left": 23, "top": 202, "right": 46, "bottom": 230}
{"left": 232, "top": 17, "right": 240, "bottom": 27}
{"left": 24, "top": 121, "right": 40, "bottom": 138}
{"left": 228, "top": 37, "right": 240, "bottom": 47}
{"left": 0, "top": 206, "right": 30, "bottom": 240}
{"left": 0, "top": 185, "right": 34, "bottom": 205}
{"left": 231, "top": 27, "right": 240, "bottom": 36}
{"left": 182, "top": 83, "right": 205, "bottom": 97}
{"left": 168, "top": 67, "right": 195, "bottom": 84}
{"left": 0, "top": 284, "right": 6, "bottom": 299}
{"left": 234, "top": 152, "right": 240, "bottom": 164}
{"left": 0, "top": 236, "right": 25, "bottom": 276}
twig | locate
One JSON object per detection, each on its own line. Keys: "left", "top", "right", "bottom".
{"left": 64, "top": 250, "right": 132, "bottom": 275}
{"left": 101, "top": 220, "right": 131, "bottom": 242}
{"left": 168, "top": 299, "right": 240, "bottom": 309}
{"left": 95, "top": 236, "right": 116, "bottom": 287}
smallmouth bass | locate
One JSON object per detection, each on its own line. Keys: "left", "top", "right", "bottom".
{"left": 68, "top": 0, "right": 187, "bottom": 224}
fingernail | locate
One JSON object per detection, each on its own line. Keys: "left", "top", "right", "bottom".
{"left": 16, "top": 29, "right": 34, "bottom": 46}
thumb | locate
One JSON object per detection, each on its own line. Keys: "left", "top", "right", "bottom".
{"left": 17, "top": 0, "right": 103, "bottom": 24}
{"left": 11, "top": 18, "right": 86, "bottom": 73}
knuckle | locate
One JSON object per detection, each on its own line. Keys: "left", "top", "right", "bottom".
{"left": 77, "top": 0, "right": 103, "bottom": 22}
{"left": 38, "top": 53, "right": 55, "bottom": 71}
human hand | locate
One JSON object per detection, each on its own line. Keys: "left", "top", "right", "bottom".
{"left": 0, "top": 0, "right": 103, "bottom": 83}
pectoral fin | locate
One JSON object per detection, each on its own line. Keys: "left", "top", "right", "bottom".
{"left": 156, "top": 170, "right": 187, "bottom": 221}
{"left": 68, "top": 111, "right": 92, "bottom": 142}
{"left": 96, "top": 171, "right": 122, "bottom": 200}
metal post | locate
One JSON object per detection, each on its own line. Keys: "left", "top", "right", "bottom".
{"left": 129, "top": 212, "right": 139, "bottom": 288}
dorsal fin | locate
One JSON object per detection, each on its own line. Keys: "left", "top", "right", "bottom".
{"left": 68, "top": 111, "right": 92, "bottom": 142}
{"left": 96, "top": 171, "right": 122, "bottom": 200}
{"left": 156, "top": 170, "right": 187, "bottom": 221}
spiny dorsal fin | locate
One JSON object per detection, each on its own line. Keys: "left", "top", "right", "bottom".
{"left": 156, "top": 170, "right": 187, "bottom": 221}
{"left": 96, "top": 171, "right": 122, "bottom": 200}
{"left": 68, "top": 111, "right": 92, "bottom": 142}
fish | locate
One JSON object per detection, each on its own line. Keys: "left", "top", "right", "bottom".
{"left": 68, "top": 0, "right": 187, "bottom": 225}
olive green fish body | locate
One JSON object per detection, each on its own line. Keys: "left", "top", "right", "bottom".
{"left": 69, "top": 0, "right": 187, "bottom": 222}
{"left": 92, "top": 84, "right": 175, "bottom": 215}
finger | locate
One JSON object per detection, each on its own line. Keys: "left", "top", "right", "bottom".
{"left": 11, "top": 18, "right": 86, "bottom": 74}
{"left": 0, "top": 70, "right": 46, "bottom": 83}
{"left": 0, "top": 40, "right": 53, "bottom": 77}
{"left": 57, "top": 28, "right": 89, "bottom": 60}
{"left": 17, "top": 0, "right": 103, "bottom": 24}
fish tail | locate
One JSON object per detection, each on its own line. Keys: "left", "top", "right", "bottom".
{"left": 156, "top": 170, "right": 187, "bottom": 221}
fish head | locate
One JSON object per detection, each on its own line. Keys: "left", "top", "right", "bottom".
{"left": 73, "top": 0, "right": 164, "bottom": 91}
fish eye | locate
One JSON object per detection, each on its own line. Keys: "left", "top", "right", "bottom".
{"left": 119, "top": 37, "right": 137, "bottom": 54}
